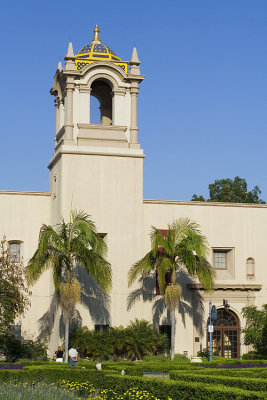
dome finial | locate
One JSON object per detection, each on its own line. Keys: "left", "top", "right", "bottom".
{"left": 92, "top": 25, "right": 101, "bottom": 43}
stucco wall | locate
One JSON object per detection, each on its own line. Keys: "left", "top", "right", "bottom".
{"left": 0, "top": 191, "right": 51, "bottom": 340}
{"left": 141, "top": 200, "right": 267, "bottom": 356}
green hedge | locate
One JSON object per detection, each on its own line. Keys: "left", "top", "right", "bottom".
{"left": 123, "top": 363, "right": 200, "bottom": 376}
{"left": 201, "top": 359, "right": 267, "bottom": 367}
{"left": 186, "top": 367, "right": 267, "bottom": 378}
{"left": 1, "top": 368, "right": 267, "bottom": 400}
{"left": 0, "top": 368, "right": 106, "bottom": 384}
{"left": 69, "top": 372, "right": 267, "bottom": 400}
{"left": 169, "top": 371, "right": 267, "bottom": 392}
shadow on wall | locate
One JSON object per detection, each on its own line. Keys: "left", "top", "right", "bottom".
{"left": 127, "top": 269, "right": 205, "bottom": 336}
{"left": 77, "top": 266, "right": 111, "bottom": 326}
{"left": 37, "top": 293, "right": 60, "bottom": 341}
{"left": 37, "top": 267, "right": 111, "bottom": 340}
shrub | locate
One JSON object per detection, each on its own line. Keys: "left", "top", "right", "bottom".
{"left": 70, "top": 320, "right": 168, "bottom": 361}
{"left": 197, "top": 348, "right": 209, "bottom": 359}
{"left": 242, "top": 353, "right": 267, "bottom": 360}
{"left": 172, "top": 353, "right": 190, "bottom": 363}
{"left": 0, "top": 335, "right": 47, "bottom": 362}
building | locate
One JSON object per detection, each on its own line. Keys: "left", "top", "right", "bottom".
{"left": 1, "top": 26, "right": 266, "bottom": 358}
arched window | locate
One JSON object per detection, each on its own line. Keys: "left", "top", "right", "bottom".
{"left": 90, "top": 79, "right": 112, "bottom": 125}
{"left": 207, "top": 308, "right": 240, "bottom": 358}
{"left": 246, "top": 258, "right": 255, "bottom": 280}
{"left": 90, "top": 95, "right": 101, "bottom": 124}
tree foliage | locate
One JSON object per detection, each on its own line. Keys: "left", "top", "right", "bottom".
{"left": 242, "top": 304, "right": 267, "bottom": 355}
{"left": 26, "top": 210, "right": 112, "bottom": 362}
{"left": 128, "top": 218, "right": 214, "bottom": 360}
{"left": 0, "top": 239, "right": 30, "bottom": 335}
{"left": 70, "top": 319, "right": 168, "bottom": 361}
{"left": 192, "top": 176, "right": 265, "bottom": 204}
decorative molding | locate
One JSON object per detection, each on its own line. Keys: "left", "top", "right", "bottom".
{"left": 56, "top": 126, "right": 65, "bottom": 142}
{"left": 187, "top": 283, "right": 262, "bottom": 291}
{"left": 143, "top": 199, "right": 267, "bottom": 209}
{"left": 0, "top": 190, "right": 51, "bottom": 197}
{"left": 79, "top": 61, "right": 128, "bottom": 80}
{"left": 48, "top": 147, "right": 145, "bottom": 169}
{"left": 77, "top": 123, "right": 127, "bottom": 132}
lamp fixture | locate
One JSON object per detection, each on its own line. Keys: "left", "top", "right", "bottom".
{"left": 223, "top": 299, "right": 230, "bottom": 311}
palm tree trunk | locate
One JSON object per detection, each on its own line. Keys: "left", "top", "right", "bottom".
{"left": 170, "top": 308, "right": 176, "bottom": 360}
{"left": 64, "top": 317, "right": 69, "bottom": 363}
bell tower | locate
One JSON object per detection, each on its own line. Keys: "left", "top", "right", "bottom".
{"left": 49, "top": 26, "right": 145, "bottom": 222}
{"left": 48, "top": 28, "right": 145, "bottom": 328}
{"left": 50, "top": 25, "right": 144, "bottom": 153}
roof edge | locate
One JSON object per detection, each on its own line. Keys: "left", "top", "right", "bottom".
{"left": 143, "top": 199, "right": 267, "bottom": 208}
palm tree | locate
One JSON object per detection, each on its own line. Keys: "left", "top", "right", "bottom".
{"left": 128, "top": 218, "right": 214, "bottom": 360}
{"left": 26, "top": 210, "right": 112, "bottom": 362}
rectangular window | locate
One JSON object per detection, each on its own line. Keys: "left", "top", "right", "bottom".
{"left": 159, "top": 325, "right": 171, "bottom": 350}
{"left": 214, "top": 251, "right": 227, "bottom": 269}
{"left": 9, "top": 325, "right": 21, "bottom": 340}
{"left": 94, "top": 324, "right": 109, "bottom": 332}
{"left": 9, "top": 242, "right": 21, "bottom": 263}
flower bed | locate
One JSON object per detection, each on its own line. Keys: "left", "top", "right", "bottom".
{"left": 202, "top": 364, "right": 267, "bottom": 369}
{"left": 0, "top": 364, "right": 24, "bottom": 370}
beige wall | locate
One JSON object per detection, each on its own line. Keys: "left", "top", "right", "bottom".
{"left": 142, "top": 200, "right": 267, "bottom": 356}
{"left": 49, "top": 150, "right": 145, "bottom": 330}
{"left": 0, "top": 191, "right": 52, "bottom": 340}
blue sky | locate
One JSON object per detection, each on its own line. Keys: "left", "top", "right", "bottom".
{"left": 1, "top": 0, "right": 267, "bottom": 201}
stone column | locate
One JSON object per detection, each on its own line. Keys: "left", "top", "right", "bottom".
{"left": 79, "top": 88, "right": 91, "bottom": 124}
{"left": 59, "top": 99, "right": 64, "bottom": 129}
{"left": 130, "top": 85, "right": 139, "bottom": 146}
{"left": 64, "top": 78, "right": 74, "bottom": 144}
{"left": 55, "top": 97, "right": 60, "bottom": 134}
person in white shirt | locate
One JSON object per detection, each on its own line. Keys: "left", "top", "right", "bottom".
{"left": 68, "top": 347, "right": 78, "bottom": 366}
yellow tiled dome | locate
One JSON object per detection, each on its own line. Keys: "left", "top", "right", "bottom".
{"left": 75, "top": 25, "right": 122, "bottom": 71}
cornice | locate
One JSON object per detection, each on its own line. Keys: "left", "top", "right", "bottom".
{"left": 77, "top": 123, "right": 127, "bottom": 132}
{"left": 0, "top": 190, "right": 51, "bottom": 197}
{"left": 48, "top": 146, "right": 145, "bottom": 169}
{"left": 187, "top": 283, "right": 262, "bottom": 291}
{"left": 143, "top": 199, "right": 267, "bottom": 209}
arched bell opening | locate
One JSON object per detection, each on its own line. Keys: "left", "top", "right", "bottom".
{"left": 90, "top": 79, "right": 113, "bottom": 126}
{"left": 207, "top": 308, "right": 240, "bottom": 358}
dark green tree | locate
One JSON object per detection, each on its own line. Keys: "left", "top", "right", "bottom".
{"left": 192, "top": 176, "right": 265, "bottom": 204}
{"left": 242, "top": 305, "right": 267, "bottom": 355}
{"left": 124, "top": 319, "right": 168, "bottom": 360}
{"left": 0, "top": 238, "right": 30, "bottom": 335}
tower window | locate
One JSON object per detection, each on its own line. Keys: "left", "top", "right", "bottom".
{"left": 90, "top": 79, "right": 112, "bottom": 126}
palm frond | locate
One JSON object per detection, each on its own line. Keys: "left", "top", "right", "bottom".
{"left": 156, "top": 257, "right": 173, "bottom": 294}
{"left": 75, "top": 247, "right": 112, "bottom": 293}
{"left": 26, "top": 250, "right": 51, "bottom": 286}
{"left": 128, "top": 251, "right": 156, "bottom": 287}
{"left": 193, "top": 257, "right": 215, "bottom": 291}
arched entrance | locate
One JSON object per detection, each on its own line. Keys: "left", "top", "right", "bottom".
{"left": 207, "top": 308, "right": 240, "bottom": 358}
